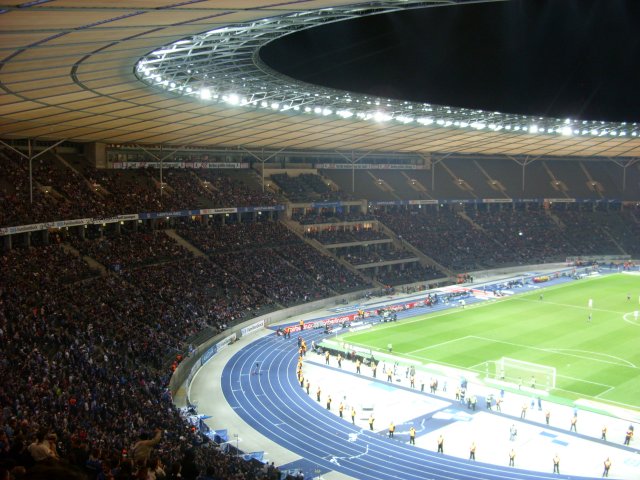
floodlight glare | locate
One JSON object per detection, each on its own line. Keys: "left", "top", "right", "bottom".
{"left": 199, "top": 88, "right": 211, "bottom": 100}
{"left": 373, "top": 112, "right": 391, "bottom": 122}
{"left": 529, "top": 125, "right": 538, "bottom": 134}
{"left": 561, "top": 126, "right": 573, "bottom": 136}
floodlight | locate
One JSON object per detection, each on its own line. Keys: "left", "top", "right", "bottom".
{"left": 373, "top": 112, "right": 391, "bottom": 122}
{"left": 560, "top": 126, "right": 572, "bottom": 136}
{"left": 199, "top": 88, "right": 211, "bottom": 100}
{"left": 417, "top": 117, "right": 434, "bottom": 125}
{"left": 529, "top": 125, "right": 538, "bottom": 134}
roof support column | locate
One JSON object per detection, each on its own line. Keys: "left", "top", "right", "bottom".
{"left": 0, "top": 138, "right": 66, "bottom": 204}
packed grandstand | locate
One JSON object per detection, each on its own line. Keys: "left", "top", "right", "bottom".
{"left": 1, "top": 141, "right": 639, "bottom": 479}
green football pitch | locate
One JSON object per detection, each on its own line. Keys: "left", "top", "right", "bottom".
{"left": 338, "top": 273, "right": 640, "bottom": 410}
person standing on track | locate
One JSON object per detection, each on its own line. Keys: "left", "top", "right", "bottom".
{"left": 368, "top": 414, "right": 375, "bottom": 431}
{"left": 603, "top": 457, "right": 611, "bottom": 477}
{"left": 553, "top": 453, "right": 560, "bottom": 474}
{"left": 326, "top": 395, "right": 332, "bottom": 410}
{"left": 437, "top": 435, "right": 444, "bottom": 453}
{"left": 509, "top": 448, "right": 516, "bottom": 467}
{"left": 339, "top": 402, "right": 344, "bottom": 418}
{"left": 325, "top": 350, "right": 330, "bottom": 365}
{"left": 570, "top": 415, "right": 577, "bottom": 432}
{"left": 351, "top": 407, "right": 356, "bottom": 425}
{"left": 305, "top": 379, "right": 310, "bottom": 395}
{"left": 409, "top": 427, "right": 416, "bottom": 445}
{"left": 388, "top": 422, "right": 395, "bottom": 438}
{"left": 469, "top": 441, "right": 476, "bottom": 461}
{"left": 316, "top": 386, "right": 321, "bottom": 402}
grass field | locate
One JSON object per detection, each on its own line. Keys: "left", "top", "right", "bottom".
{"left": 339, "top": 273, "right": 640, "bottom": 410}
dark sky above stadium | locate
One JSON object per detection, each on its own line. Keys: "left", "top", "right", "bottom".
{"left": 260, "top": 0, "right": 640, "bottom": 123}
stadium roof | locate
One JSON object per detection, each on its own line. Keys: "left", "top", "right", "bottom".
{"left": 1, "top": 0, "right": 639, "bottom": 159}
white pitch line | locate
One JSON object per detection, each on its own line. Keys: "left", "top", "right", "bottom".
{"left": 594, "top": 386, "right": 615, "bottom": 398}
{"left": 470, "top": 335, "right": 638, "bottom": 370}
{"left": 510, "top": 297, "right": 628, "bottom": 315}
{"left": 546, "top": 348, "right": 637, "bottom": 369}
{"left": 407, "top": 336, "right": 471, "bottom": 355}
{"left": 555, "top": 373, "right": 614, "bottom": 389}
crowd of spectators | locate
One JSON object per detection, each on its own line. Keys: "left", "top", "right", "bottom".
{"left": 305, "top": 228, "right": 388, "bottom": 244}
{"left": 70, "top": 231, "right": 192, "bottom": 271}
{"left": 212, "top": 249, "right": 332, "bottom": 306}
{"left": 0, "top": 239, "right": 290, "bottom": 479}
{"left": 86, "top": 168, "right": 173, "bottom": 215}
{"left": 374, "top": 206, "right": 637, "bottom": 272}
{"left": 121, "top": 257, "right": 275, "bottom": 334}
{"left": 176, "top": 221, "right": 299, "bottom": 255}
{"left": 375, "top": 207, "right": 509, "bottom": 271}
{"left": 270, "top": 173, "right": 347, "bottom": 203}
{"left": 468, "top": 209, "right": 577, "bottom": 264}
{"left": 292, "top": 211, "right": 375, "bottom": 225}
{"left": 342, "top": 249, "right": 416, "bottom": 266}
{"left": 177, "top": 221, "right": 367, "bottom": 306}
{"left": 374, "top": 263, "right": 443, "bottom": 286}
{"left": 176, "top": 220, "right": 370, "bottom": 304}
{"left": 551, "top": 209, "right": 624, "bottom": 256}
{"left": 0, "top": 150, "right": 282, "bottom": 229}
{"left": 273, "top": 244, "right": 369, "bottom": 293}
{"left": 196, "top": 170, "right": 280, "bottom": 208}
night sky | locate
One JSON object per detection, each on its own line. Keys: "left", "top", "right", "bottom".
{"left": 260, "top": 0, "right": 640, "bottom": 123}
